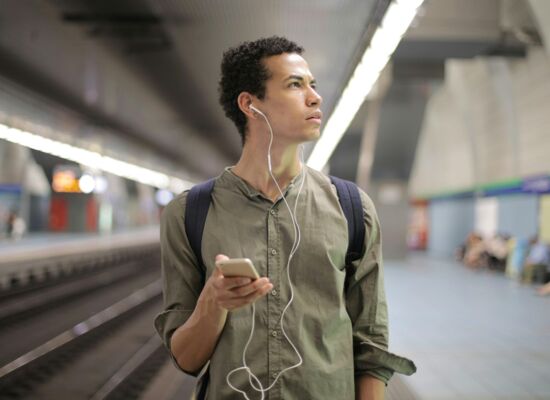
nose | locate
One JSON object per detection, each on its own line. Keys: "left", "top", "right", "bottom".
{"left": 307, "top": 87, "right": 322, "bottom": 107}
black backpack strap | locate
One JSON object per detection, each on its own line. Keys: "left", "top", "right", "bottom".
{"left": 330, "top": 176, "right": 365, "bottom": 265}
{"left": 184, "top": 178, "right": 215, "bottom": 284}
{"left": 183, "top": 179, "right": 215, "bottom": 400}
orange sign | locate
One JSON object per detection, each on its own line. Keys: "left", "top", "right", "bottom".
{"left": 52, "top": 167, "right": 81, "bottom": 193}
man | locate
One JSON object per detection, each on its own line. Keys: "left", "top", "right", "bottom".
{"left": 155, "top": 36, "right": 415, "bottom": 399}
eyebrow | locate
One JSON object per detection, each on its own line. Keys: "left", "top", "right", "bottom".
{"left": 284, "top": 74, "right": 316, "bottom": 85}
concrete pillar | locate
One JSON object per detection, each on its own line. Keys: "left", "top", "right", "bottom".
{"left": 487, "top": 59, "right": 520, "bottom": 177}
{"left": 356, "top": 64, "right": 392, "bottom": 191}
{"left": 528, "top": 0, "right": 550, "bottom": 55}
{"left": 370, "top": 180, "right": 409, "bottom": 260}
{"left": 356, "top": 100, "right": 382, "bottom": 191}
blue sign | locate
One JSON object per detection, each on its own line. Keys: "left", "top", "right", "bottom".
{"left": 522, "top": 176, "right": 550, "bottom": 194}
{"left": 0, "top": 184, "right": 21, "bottom": 194}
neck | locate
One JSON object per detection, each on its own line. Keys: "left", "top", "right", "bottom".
{"left": 232, "top": 140, "right": 302, "bottom": 202}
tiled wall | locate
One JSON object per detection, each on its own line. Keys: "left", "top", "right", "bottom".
{"left": 428, "top": 198, "right": 475, "bottom": 256}
{"left": 497, "top": 194, "right": 538, "bottom": 239}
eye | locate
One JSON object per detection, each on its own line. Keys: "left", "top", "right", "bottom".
{"left": 310, "top": 83, "right": 317, "bottom": 90}
{"left": 289, "top": 81, "right": 301, "bottom": 88}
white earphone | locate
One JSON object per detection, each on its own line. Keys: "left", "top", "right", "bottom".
{"left": 249, "top": 104, "right": 264, "bottom": 116}
{"left": 226, "top": 103, "right": 305, "bottom": 400}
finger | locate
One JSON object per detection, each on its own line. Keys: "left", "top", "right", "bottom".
{"left": 230, "top": 282, "right": 263, "bottom": 297}
{"left": 212, "top": 266, "right": 223, "bottom": 278}
{"left": 210, "top": 268, "right": 227, "bottom": 290}
{"left": 231, "top": 278, "right": 271, "bottom": 297}
{"left": 222, "top": 282, "right": 273, "bottom": 308}
{"left": 215, "top": 254, "right": 229, "bottom": 263}
{"left": 217, "top": 284, "right": 255, "bottom": 303}
{"left": 213, "top": 276, "right": 256, "bottom": 297}
{"left": 222, "top": 276, "right": 255, "bottom": 290}
{"left": 255, "top": 282, "right": 274, "bottom": 298}
{"left": 222, "top": 292, "right": 266, "bottom": 310}
{"left": 213, "top": 254, "right": 229, "bottom": 277}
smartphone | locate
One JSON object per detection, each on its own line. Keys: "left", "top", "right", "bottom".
{"left": 215, "top": 258, "right": 260, "bottom": 280}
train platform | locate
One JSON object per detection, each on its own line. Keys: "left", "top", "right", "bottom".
{"left": 0, "top": 226, "right": 159, "bottom": 259}
{"left": 0, "top": 226, "right": 159, "bottom": 289}
{"left": 386, "top": 254, "right": 550, "bottom": 400}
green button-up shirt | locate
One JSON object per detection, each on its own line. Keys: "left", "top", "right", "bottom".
{"left": 155, "top": 167, "right": 415, "bottom": 399}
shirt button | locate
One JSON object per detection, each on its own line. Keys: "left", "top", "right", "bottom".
{"left": 270, "top": 209, "right": 277, "bottom": 215}
{"left": 272, "top": 372, "right": 278, "bottom": 378}
{"left": 271, "top": 289, "right": 278, "bottom": 296}
{"left": 271, "top": 330, "right": 278, "bottom": 337}
{"left": 270, "top": 248, "right": 277, "bottom": 255}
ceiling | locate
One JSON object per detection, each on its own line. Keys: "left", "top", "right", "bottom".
{"left": 0, "top": 0, "right": 538, "bottom": 184}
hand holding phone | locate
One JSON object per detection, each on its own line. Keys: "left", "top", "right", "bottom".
{"left": 211, "top": 256, "right": 271, "bottom": 311}
{"left": 215, "top": 258, "right": 260, "bottom": 280}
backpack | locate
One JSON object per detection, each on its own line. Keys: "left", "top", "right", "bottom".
{"left": 184, "top": 175, "right": 365, "bottom": 284}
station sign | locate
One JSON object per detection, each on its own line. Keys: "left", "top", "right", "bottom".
{"left": 522, "top": 175, "right": 550, "bottom": 194}
{"left": 419, "top": 174, "right": 550, "bottom": 202}
{"left": 0, "top": 184, "right": 21, "bottom": 194}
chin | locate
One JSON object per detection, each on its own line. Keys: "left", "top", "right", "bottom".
{"left": 294, "top": 128, "right": 321, "bottom": 143}
{"left": 308, "top": 129, "right": 321, "bottom": 141}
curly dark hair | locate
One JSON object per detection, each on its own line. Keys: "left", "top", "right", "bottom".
{"left": 218, "top": 36, "right": 304, "bottom": 144}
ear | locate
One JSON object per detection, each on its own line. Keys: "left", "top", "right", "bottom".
{"left": 237, "top": 92, "right": 257, "bottom": 119}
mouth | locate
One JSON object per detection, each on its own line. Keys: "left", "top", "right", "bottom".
{"left": 306, "top": 111, "right": 323, "bottom": 124}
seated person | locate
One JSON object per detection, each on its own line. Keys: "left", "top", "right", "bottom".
{"left": 484, "top": 233, "right": 510, "bottom": 271}
{"left": 523, "top": 236, "right": 550, "bottom": 284}
{"left": 538, "top": 281, "right": 550, "bottom": 296}
{"left": 463, "top": 233, "right": 486, "bottom": 269}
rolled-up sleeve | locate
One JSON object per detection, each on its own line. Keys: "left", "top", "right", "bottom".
{"left": 345, "top": 191, "right": 416, "bottom": 384}
{"left": 154, "top": 192, "right": 205, "bottom": 375}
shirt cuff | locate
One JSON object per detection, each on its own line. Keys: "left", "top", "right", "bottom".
{"left": 354, "top": 339, "right": 417, "bottom": 384}
{"left": 154, "top": 308, "right": 200, "bottom": 376}
{"left": 355, "top": 368, "right": 394, "bottom": 385}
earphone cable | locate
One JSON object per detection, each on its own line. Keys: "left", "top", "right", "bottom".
{"left": 226, "top": 110, "right": 305, "bottom": 399}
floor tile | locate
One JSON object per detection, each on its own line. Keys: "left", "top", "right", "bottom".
{"left": 385, "top": 254, "right": 550, "bottom": 400}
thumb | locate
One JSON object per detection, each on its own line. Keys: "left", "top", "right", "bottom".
{"left": 215, "top": 254, "right": 230, "bottom": 262}
{"left": 213, "top": 254, "right": 230, "bottom": 277}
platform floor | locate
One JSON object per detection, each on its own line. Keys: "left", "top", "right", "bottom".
{"left": 385, "top": 254, "right": 550, "bottom": 400}
{"left": 0, "top": 226, "right": 159, "bottom": 265}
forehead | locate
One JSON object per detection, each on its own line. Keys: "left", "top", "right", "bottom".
{"left": 263, "top": 53, "right": 313, "bottom": 80}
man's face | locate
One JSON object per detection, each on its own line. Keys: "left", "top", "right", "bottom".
{"left": 257, "top": 53, "right": 323, "bottom": 144}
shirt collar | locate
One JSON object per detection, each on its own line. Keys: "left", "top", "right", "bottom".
{"left": 218, "top": 166, "right": 306, "bottom": 201}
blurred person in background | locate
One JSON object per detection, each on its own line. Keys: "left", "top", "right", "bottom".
{"left": 485, "top": 233, "right": 510, "bottom": 272}
{"left": 523, "top": 236, "right": 550, "bottom": 285}
{"left": 538, "top": 281, "right": 550, "bottom": 296}
{"left": 463, "top": 232, "right": 486, "bottom": 269}
{"left": 6, "top": 209, "right": 26, "bottom": 240}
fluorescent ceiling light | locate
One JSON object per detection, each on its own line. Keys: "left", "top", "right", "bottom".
{"left": 307, "top": 0, "right": 424, "bottom": 170}
{"left": 0, "top": 122, "right": 193, "bottom": 193}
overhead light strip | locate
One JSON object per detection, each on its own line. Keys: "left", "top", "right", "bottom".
{"left": 0, "top": 122, "right": 193, "bottom": 193}
{"left": 307, "top": 0, "right": 424, "bottom": 170}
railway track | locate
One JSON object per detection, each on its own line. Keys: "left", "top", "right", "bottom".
{"left": 0, "top": 244, "right": 185, "bottom": 400}
{"left": 0, "top": 279, "right": 167, "bottom": 399}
